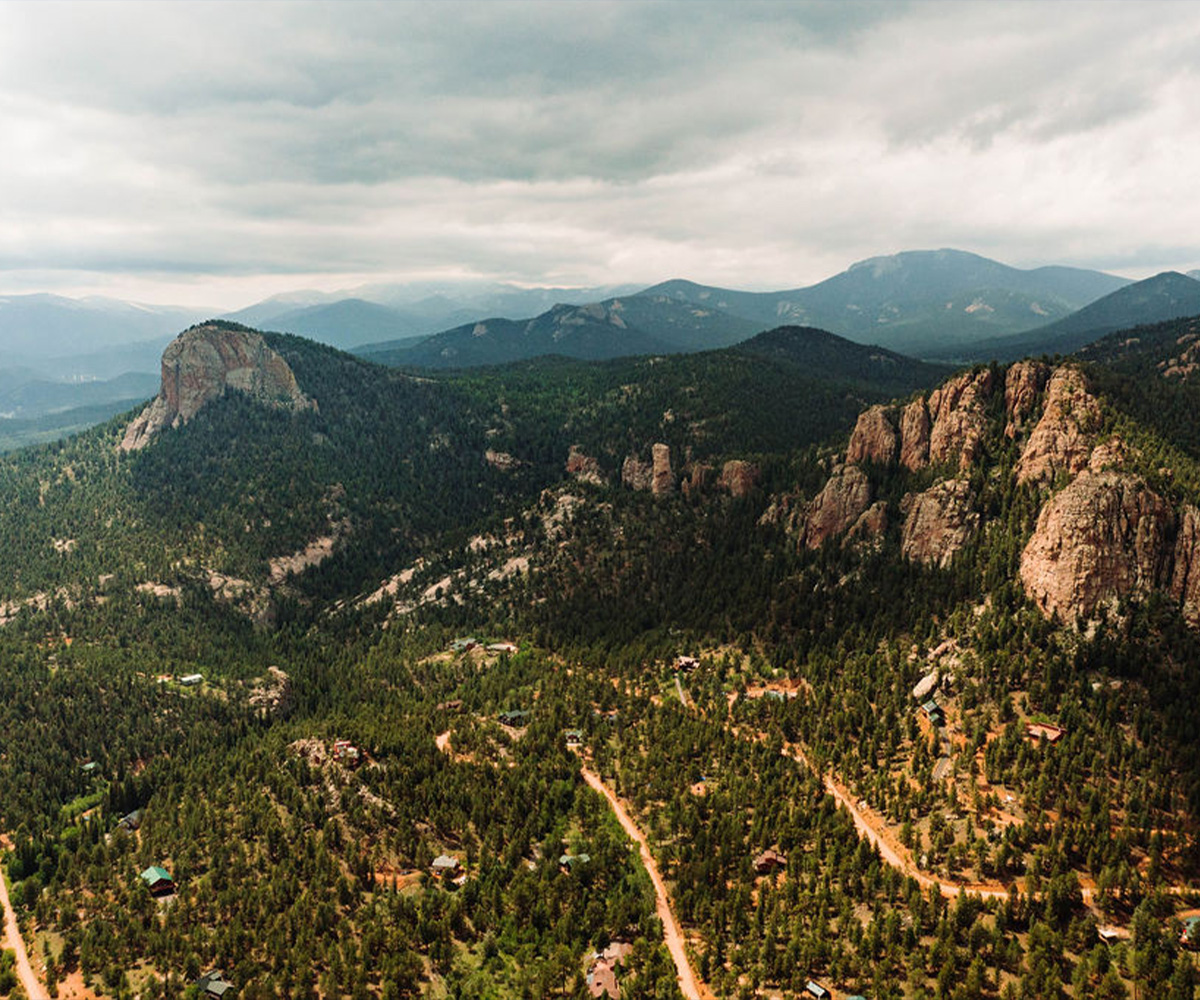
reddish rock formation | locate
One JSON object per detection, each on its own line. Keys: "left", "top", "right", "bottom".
{"left": 718, "top": 460, "right": 760, "bottom": 497}
{"left": 1014, "top": 366, "right": 1102, "bottom": 487}
{"left": 120, "top": 324, "right": 313, "bottom": 451}
{"left": 651, "top": 443, "right": 675, "bottom": 496}
{"left": 900, "top": 480, "right": 979, "bottom": 568}
{"left": 1004, "top": 360, "right": 1050, "bottom": 439}
{"left": 800, "top": 465, "right": 872, "bottom": 549}
{"left": 1019, "top": 472, "right": 1175, "bottom": 622}
{"left": 566, "top": 446, "right": 605, "bottom": 486}
{"left": 845, "top": 500, "right": 888, "bottom": 548}
{"left": 621, "top": 454, "right": 653, "bottom": 491}
{"left": 485, "top": 449, "right": 520, "bottom": 472}
{"left": 927, "top": 370, "right": 995, "bottom": 469}
{"left": 681, "top": 463, "right": 712, "bottom": 498}
{"left": 899, "top": 398, "right": 931, "bottom": 471}
{"left": 1172, "top": 505, "right": 1200, "bottom": 625}
{"left": 846, "top": 405, "right": 899, "bottom": 466}
{"left": 1087, "top": 437, "right": 1128, "bottom": 474}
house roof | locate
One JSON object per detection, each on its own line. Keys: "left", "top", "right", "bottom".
{"left": 197, "top": 970, "right": 235, "bottom": 997}
{"left": 140, "top": 865, "right": 172, "bottom": 884}
{"left": 559, "top": 853, "right": 591, "bottom": 870}
{"left": 432, "top": 854, "right": 460, "bottom": 870}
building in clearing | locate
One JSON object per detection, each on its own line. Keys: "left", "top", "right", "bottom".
{"left": 919, "top": 699, "right": 945, "bottom": 727}
{"left": 564, "top": 729, "right": 584, "bottom": 748}
{"left": 804, "top": 982, "right": 830, "bottom": 1000}
{"left": 498, "top": 709, "right": 531, "bottom": 727}
{"left": 431, "top": 854, "right": 462, "bottom": 878}
{"left": 1025, "top": 721, "right": 1065, "bottom": 744}
{"left": 139, "top": 865, "right": 174, "bottom": 895}
{"left": 179, "top": 673, "right": 203, "bottom": 686}
{"left": 559, "top": 853, "right": 591, "bottom": 873}
{"left": 753, "top": 848, "right": 788, "bottom": 875}
{"left": 197, "top": 969, "right": 236, "bottom": 998}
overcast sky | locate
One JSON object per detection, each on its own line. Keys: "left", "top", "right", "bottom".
{"left": 2, "top": 1, "right": 1200, "bottom": 308}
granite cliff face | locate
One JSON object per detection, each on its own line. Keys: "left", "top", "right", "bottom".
{"left": 799, "top": 465, "right": 872, "bottom": 549}
{"left": 900, "top": 480, "right": 979, "bottom": 569}
{"left": 1019, "top": 473, "right": 1175, "bottom": 622}
{"left": 783, "top": 356, "right": 1200, "bottom": 627}
{"left": 121, "top": 324, "right": 313, "bottom": 451}
{"left": 1014, "top": 367, "right": 1102, "bottom": 486}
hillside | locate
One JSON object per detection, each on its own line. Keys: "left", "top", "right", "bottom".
{"left": 4, "top": 319, "right": 1200, "bottom": 998}
{"left": 356, "top": 296, "right": 759, "bottom": 368}
{"left": 644, "top": 249, "right": 1130, "bottom": 357}
{"left": 971, "top": 271, "right": 1200, "bottom": 361}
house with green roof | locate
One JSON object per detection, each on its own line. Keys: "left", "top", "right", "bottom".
{"left": 139, "top": 865, "right": 174, "bottom": 895}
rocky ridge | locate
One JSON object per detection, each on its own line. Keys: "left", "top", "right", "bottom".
{"left": 120, "top": 324, "right": 314, "bottom": 451}
{"left": 788, "top": 358, "right": 1200, "bottom": 626}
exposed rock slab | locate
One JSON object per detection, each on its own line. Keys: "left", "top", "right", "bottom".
{"left": 120, "top": 324, "right": 313, "bottom": 451}
{"left": 1172, "top": 505, "right": 1200, "bottom": 625}
{"left": 846, "top": 405, "right": 899, "bottom": 466}
{"left": 800, "top": 465, "right": 871, "bottom": 549}
{"left": 1019, "top": 472, "right": 1174, "bottom": 622}
{"left": 718, "top": 460, "right": 759, "bottom": 497}
{"left": 1014, "top": 366, "right": 1102, "bottom": 487}
{"left": 927, "top": 370, "right": 995, "bottom": 469}
{"left": 651, "top": 443, "right": 675, "bottom": 496}
{"left": 901, "top": 480, "right": 979, "bottom": 569}
{"left": 621, "top": 454, "right": 653, "bottom": 491}
{"left": 899, "top": 399, "right": 931, "bottom": 471}
{"left": 1004, "top": 361, "right": 1050, "bottom": 439}
{"left": 566, "top": 446, "right": 605, "bottom": 486}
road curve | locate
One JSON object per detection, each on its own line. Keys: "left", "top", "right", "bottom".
{"left": 580, "top": 766, "right": 714, "bottom": 1000}
{"left": 0, "top": 861, "right": 48, "bottom": 999}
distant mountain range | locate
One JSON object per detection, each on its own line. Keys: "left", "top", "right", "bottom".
{"left": 966, "top": 271, "right": 1200, "bottom": 361}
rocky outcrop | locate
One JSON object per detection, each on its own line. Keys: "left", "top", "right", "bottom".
{"left": 800, "top": 465, "right": 871, "bottom": 549}
{"left": 621, "top": 454, "right": 653, "bottom": 491}
{"left": 718, "top": 460, "right": 759, "bottom": 497}
{"left": 845, "top": 500, "right": 888, "bottom": 548}
{"left": 900, "top": 480, "right": 979, "bottom": 569}
{"left": 899, "top": 399, "right": 931, "bottom": 471}
{"left": 651, "top": 443, "right": 675, "bottom": 496}
{"left": 846, "top": 406, "right": 899, "bottom": 466}
{"left": 249, "top": 666, "right": 294, "bottom": 718}
{"left": 120, "top": 324, "right": 313, "bottom": 451}
{"left": 927, "top": 370, "right": 995, "bottom": 469}
{"left": 485, "top": 449, "right": 521, "bottom": 472}
{"left": 1019, "top": 472, "right": 1175, "bottom": 622}
{"left": 1171, "top": 505, "right": 1200, "bottom": 625}
{"left": 1004, "top": 361, "right": 1050, "bottom": 438}
{"left": 1014, "top": 367, "right": 1102, "bottom": 487}
{"left": 566, "top": 446, "right": 605, "bottom": 486}
{"left": 682, "top": 463, "right": 713, "bottom": 498}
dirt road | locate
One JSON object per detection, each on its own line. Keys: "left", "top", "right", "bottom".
{"left": 579, "top": 766, "right": 714, "bottom": 1000}
{"left": 0, "top": 862, "right": 47, "bottom": 999}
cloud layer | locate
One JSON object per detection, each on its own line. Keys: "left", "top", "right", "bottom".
{"left": 2, "top": 1, "right": 1199, "bottom": 306}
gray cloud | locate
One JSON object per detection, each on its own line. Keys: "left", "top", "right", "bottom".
{"left": 1, "top": 1, "right": 1199, "bottom": 306}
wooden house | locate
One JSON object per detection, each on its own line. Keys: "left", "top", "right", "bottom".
{"left": 139, "top": 865, "right": 174, "bottom": 896}
{"left": 431, "top": 854, "right": 462, "bottom": 878}
{"left": 919, "top": 699, "right": 945, "bottom": 727}
{"left": 197, "top": 970, "right": 236, "bottom": 998}
{"left": 1025, "top": 722, "right": 1065, "bottom": 744}
{"left": 498, "top": 709, "right": 531, "bottom": 727}
{"left": 753, "top": 848, "right": 787, "bottom": 875}
{"left": 333, "top": 740, "right": 361, "bottom": 767}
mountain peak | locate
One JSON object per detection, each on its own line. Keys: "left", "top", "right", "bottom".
{"left": 119, "top": 322, "right": 314, "bottom": 452}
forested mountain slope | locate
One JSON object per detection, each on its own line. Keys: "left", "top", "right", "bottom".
{"left": 5, "top": 318, "right": 1200, "bottom": 998}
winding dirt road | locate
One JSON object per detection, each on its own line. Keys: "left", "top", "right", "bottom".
{"left": 580, "top": 766, "right": 714, "bottom": 1000}
{"left": 0, "top": 862, "right": 47, "bottom": 999}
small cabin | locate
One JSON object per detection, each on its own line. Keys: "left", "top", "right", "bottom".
{"left": 139, "top": 865, "right": 174, "bottom": 896}
{"left": 431, "top": 854, "right": 462, "bottom": 878}
{"left": 81, "top": 761, "right": 100, "bottom": 775}
{"left": 559, "top": 853, "right": 591, "bottom": 874}
{"left": 487, "top": 641, "right": 518, "bottom": 654}
{"left": 436, "top": 699, "right": 464, "bottom": 712}
{"left": 564, "top": 729, "right": 584, "bottom": 748}
{"left": 498, "top": 709, "right": 531, "bottom": 727}
{"left": 805, "top": 982, "right": 830, "bottom": 1000}
{"left": 179, "top": 673, "right": 203, "bottom": 686}
{"left": 450, "top": 637, "right": 478, "bottom": 652}
{"left": 675, "top": 655, "right": 700, "bottom": 672}
{"left": 920, "top": 699, "right": 945, "bottom": 727}
{"left": 1025, "top": 722, "right": 1065, "bottom": 744}
{"left": 753, "top": 848, "right": 788, "bottom": 875}
{"left": 117, "top": 809, "right": 143, "bottom": 832}
{"left": 197, "top": 970, "right": 236, "bottom": 998}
